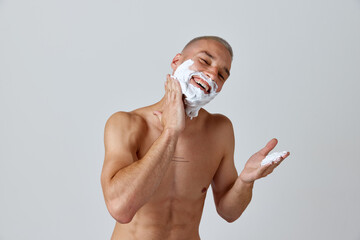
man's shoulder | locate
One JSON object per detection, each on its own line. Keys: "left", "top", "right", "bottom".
{"left": 199, "top": 110, "right": 235, "bottom": 152}
{"left": 105, "top": 111, "right": 148, "bottom": 136}
{"left": 201, "top": 109, "right": 233, "bottom": 129}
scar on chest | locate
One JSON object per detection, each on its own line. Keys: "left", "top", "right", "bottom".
{"left": 201, "top": 187, "right": 207, "bottom": 193}
{"left": 172, "top": 156, "right": 189, "bottom": 163}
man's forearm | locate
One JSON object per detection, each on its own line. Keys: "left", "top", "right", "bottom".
{"left": 108, "top": 128, "right": 179, "bottom": 222}
{"left": 217, "top": 178, "right": 254, "bottom": 222}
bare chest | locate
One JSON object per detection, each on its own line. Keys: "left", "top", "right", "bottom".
{"left": 138, "top": 130, "right": 223, "bottom": 200}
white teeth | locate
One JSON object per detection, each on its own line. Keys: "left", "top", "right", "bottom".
{"left": 194, "top": 79, "right": 209, "bottom": 92}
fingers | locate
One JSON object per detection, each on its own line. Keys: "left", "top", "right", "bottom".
{"left": 259, "top": 138, "right": 278, "bottom": 156}
{"left": 258, "top": 162, "right": 274, "bottom": 176}
{"left": 258, "top": 161, "right": 278, "bottom": 177}
{"left": 165, "top": 75, "right": 182, "bottom": 102}
{"left": 168, "top": 75, "right": 182, "bottom": 93}
{"left": 172, "top": 77, "right": 182, "bottom": 93}
{"left": 257, "top": 152, "right": 290, "bottom": 177}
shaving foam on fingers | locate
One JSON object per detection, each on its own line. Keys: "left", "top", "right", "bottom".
{"left": 261, "top": 151, "right": 288, "bottom": 166}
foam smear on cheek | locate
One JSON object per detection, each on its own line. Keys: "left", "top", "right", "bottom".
{"left": 171, "top": 59, "right": 218, "bottom": 119}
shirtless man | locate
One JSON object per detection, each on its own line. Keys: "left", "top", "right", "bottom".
{"left": 100, "top": 36, "right": 290, "bottom": 240}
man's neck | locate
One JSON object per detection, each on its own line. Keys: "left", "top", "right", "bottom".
{"left": 153, "top": 96, "right": 204, "bottom": 128}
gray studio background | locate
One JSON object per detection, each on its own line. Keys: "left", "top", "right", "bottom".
{"left": 1, "top": 0, "right": 359, "bottom": 239}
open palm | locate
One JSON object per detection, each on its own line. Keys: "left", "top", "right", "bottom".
{"left": 239, "top": 138, "right": 290, "bottom": 184}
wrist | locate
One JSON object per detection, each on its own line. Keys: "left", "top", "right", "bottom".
{"left": 235, "top": 177, "right": 254, "bottom": 192}
{"left": 163, "top": 127, "right": 181, "bottom": 139}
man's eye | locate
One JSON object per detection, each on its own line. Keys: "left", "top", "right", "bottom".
{"left": 219, "top": 73, "right": 224, "bottom": 80}
{"left": 200, "top": 58, "right": 209, "bottom": 65}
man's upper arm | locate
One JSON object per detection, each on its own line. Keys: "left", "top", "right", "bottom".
{"left": 100, "top": 112, "right": 144, "bottom": 200}
{"left": 211, "top": 115, "right": 238, "bottom": 207}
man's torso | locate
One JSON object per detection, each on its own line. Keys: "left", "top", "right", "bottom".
{"left": 111, "top": 105, "right": 231, "bottom": 240}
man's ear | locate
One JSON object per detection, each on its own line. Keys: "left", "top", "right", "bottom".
{"left": 171, "top": 53, "right": 182, "bottom": 71}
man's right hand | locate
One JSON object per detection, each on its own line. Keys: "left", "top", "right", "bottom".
{"left": 153, "top": 74, "right": 186, "bottom": 135}
{"left": 102, "top": 77, "right": 187, "bottom": 222}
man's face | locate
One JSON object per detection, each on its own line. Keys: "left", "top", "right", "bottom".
{"left": 171, "top": 39, "right": 232, "bottom": 93}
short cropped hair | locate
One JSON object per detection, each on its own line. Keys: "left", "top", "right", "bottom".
{"left": 182, "top": 36, "right": 233, "bottom": 60}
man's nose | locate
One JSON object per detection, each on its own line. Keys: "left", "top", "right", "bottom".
{"left": 204, "top": 67, "right": 218, "bottom": 81}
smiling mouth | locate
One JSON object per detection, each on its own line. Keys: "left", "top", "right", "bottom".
{"left": 191, "top": 76, "right": 211, "bottom": 94}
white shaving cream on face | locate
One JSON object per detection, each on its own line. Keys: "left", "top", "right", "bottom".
{"left": 171, "top": 59, "right": 218, "bottom": 118}
{"left": 261, "top": 151, "right": 288, "bottom": 166}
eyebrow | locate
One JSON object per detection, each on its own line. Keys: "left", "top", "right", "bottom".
{"left": 201, "top": 51, "right": 214, "bottom": 59}
{"left": 200, "top": 51, "right": 230, "bottom": 78}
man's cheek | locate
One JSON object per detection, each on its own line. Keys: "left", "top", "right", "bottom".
{"left": 189, "top": 61, "right": 200, "bottom": 72}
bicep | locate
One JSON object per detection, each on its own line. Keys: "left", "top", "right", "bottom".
{"left": 100, "top": 112, "right": 140, "bottom": 192}
{"left": 211, "top": 118, "right": 238, "bottom": 206}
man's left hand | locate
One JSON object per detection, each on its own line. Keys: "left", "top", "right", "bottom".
{"left": 239, "top": 138, "right": 290, "bottom": 184}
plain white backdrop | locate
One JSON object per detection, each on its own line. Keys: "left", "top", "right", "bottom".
{"left": 1, "top": 0, "right": 359, "bottom": 239}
